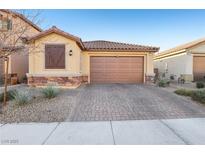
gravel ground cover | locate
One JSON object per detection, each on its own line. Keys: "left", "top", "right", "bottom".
{"left": 0, "top": 85, "right": 81, "bottom": 123}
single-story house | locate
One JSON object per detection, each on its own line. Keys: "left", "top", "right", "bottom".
{"left": 27, "top": 26, "right": 159, "bottom": 87}
{"left": 154, "top": 37, "right": 205, "bottom": 82}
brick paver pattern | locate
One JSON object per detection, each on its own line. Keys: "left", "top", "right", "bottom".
{"left": 68, "top": 84, "right": 205, "bottom": 121}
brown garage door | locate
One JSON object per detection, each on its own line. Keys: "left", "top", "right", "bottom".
{"left": 193, "top": 56, "right": 205, "bottom": 81}
{"left": 90, "top": 56, "right": 144, "bottom": 83}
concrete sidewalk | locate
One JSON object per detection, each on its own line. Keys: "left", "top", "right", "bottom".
{"left": 1, "top": 118, "right": 205, "bottom": 145}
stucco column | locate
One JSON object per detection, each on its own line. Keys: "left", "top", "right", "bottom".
{"left": 146, "top": 53, "right": 155, "bottom": 83}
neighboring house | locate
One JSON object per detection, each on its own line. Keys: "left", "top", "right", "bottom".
{"left": 27, "top": 26, "right": 159, "bottom": 87}
{"left": 154, "top": 37, "right": 205, "bottom": 82}
{"left": 0, "top": 9, "right": 42, "bottom": 81}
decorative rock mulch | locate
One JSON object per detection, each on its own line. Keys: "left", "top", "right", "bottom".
{"left": 0, "top": 86, "right": 78, "bottom": 123}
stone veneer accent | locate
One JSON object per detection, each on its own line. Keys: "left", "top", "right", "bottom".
{"left": 145, "top": 75, "right": 154, "bottom": 84}
{"left": 28, "top": 76, "right": 88, "bottom": 87}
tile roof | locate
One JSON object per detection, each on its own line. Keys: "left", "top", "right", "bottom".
{"left": 27, "top": 26, "right": 159, "bottom": 52}
{"left": 83, "top": 40, "right": 159, "bottom": 52}
{"left": 155, "top": 37, "right": 205, "bottom": 57}
{"left": 0, "top": 9, "right": 42, "bottom": 32}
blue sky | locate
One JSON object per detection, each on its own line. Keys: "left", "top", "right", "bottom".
{"left": 35, "top": 9, "right": 205, "bottom": 51}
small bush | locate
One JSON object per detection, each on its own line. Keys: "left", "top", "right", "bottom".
{"left": 42, "top": 86, "right": 59, "bottom": 99}
{"left": 191, "top": 90, "right": 205, "bottom": 104}
{"left": 196, "top": 82, "right": 204, "bottom": 89}
{"left": 158, "top": 79, "right": 170, "bottom": 87}
{"left": 174, "top": 89, "right": 193, "bottom": 97}
{"left": 0, "top": 89, "right": 17, "bottom": 102}
{"left": 174, "top": 89, "right": 205, "bottom": 104}
{"left": 20, "top": 75, "right": 27, "bottom": 84}
{"left": 12, "top": 91, "right": 29, "bottom": 105}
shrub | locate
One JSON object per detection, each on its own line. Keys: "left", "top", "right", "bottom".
{"left": 0, "top": 89, "right": 17, "bottom": 102}
{"left": 20, "top": 75, "right": 27, "bottom": 84}
{"left": 174, "top": 89, "right": 205, "bottom": 104}
{"left": 196, "top": 82, "right": 204, "bottom": 89}
{"left": 174, "top": 89, "right": 193, "bottom": 97}
{"left": 12, "top": 91, "right": 29, "bottom": 105}
{"left": 158, "top": 80, "right": 166, "bottom": 87}
{"left": 157, "top": 79, "right": 170, "bottom": 87}
{"left": 42, "top": 86, "right": 59, "bottom": 99}
{"left": 191, "top": 90, "right": 205, "bottom": 104}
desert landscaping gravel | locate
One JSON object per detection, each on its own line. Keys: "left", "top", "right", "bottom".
{"left": 0, "top": 85, "right": 82, "bottom": 123}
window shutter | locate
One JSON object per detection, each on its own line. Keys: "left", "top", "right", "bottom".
{"left": 56, "top": 45, "right": 65, "bottom": 68}
{"left": 7, "top": 20, "right": 12, "bottom": 30}
{"left": 45, "top": 44, "right": 65, "bottom": 69}
{"left": 45, "top": 45, "right": 51, "bottom": 69}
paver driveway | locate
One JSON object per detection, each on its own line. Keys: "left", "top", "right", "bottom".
{"left": 68, "top": 84, "right": 205, "bottom": 121}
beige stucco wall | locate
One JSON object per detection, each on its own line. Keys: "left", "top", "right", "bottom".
{"left": 28, "top": 33, "right": 82, "bottom": 76}
{"left": 0, "top": 10, "right": 40, "bottom": 80}
{"left": 146, "top": 53, "right": 154, "bottom": 76}
{"left": 10, "top": 52, "right": 29, "bottom": 80}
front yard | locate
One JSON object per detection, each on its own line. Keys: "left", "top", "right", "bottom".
{"left": 1, "top": 83, "right": 205, "bottom": 123}
{"left": 0, "top": 85, "right": 81, "bottom": 123}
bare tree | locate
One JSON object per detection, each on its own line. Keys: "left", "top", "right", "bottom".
{"left": 0, "top": 9, "right": 42, "bottom": 109}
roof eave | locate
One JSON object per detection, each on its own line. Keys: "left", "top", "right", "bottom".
{"left": 27, "top": 29, "right": 85, "bottom": 50}
{"left": 154, "top": 49, "right": 187, "bottom": 60}
{"left": 83, "top": 49, "right": 159, "bottom": 52}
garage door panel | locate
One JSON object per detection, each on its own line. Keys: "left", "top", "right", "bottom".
{"left": 91, "top": 68, "right": 143, "bottom": 73}
{"left": 91, "top": 67, "right": 143, "bottom": 72}
{"left": 90, "top": 56, "right": 144, "bottom": 83}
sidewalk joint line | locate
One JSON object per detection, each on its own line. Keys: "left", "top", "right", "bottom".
{"left": 42, "top": 122, "right": 60, "bottom": 145}
{"left": 110, "top": 121, "right": 116, "bottom": 145}
{"left": 160, "top": 120, "right": 191, "bottom": 145}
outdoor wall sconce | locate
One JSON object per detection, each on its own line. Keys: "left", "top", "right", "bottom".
{"left": 69, "top": 50, "right": 73, "bottom": 56}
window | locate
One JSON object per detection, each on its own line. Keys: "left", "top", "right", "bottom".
{"left": 45, "top": 44, "right": 65, "bottom": 69}
{"left": 0, "top": 17, "right": 12, "bottom": 31}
